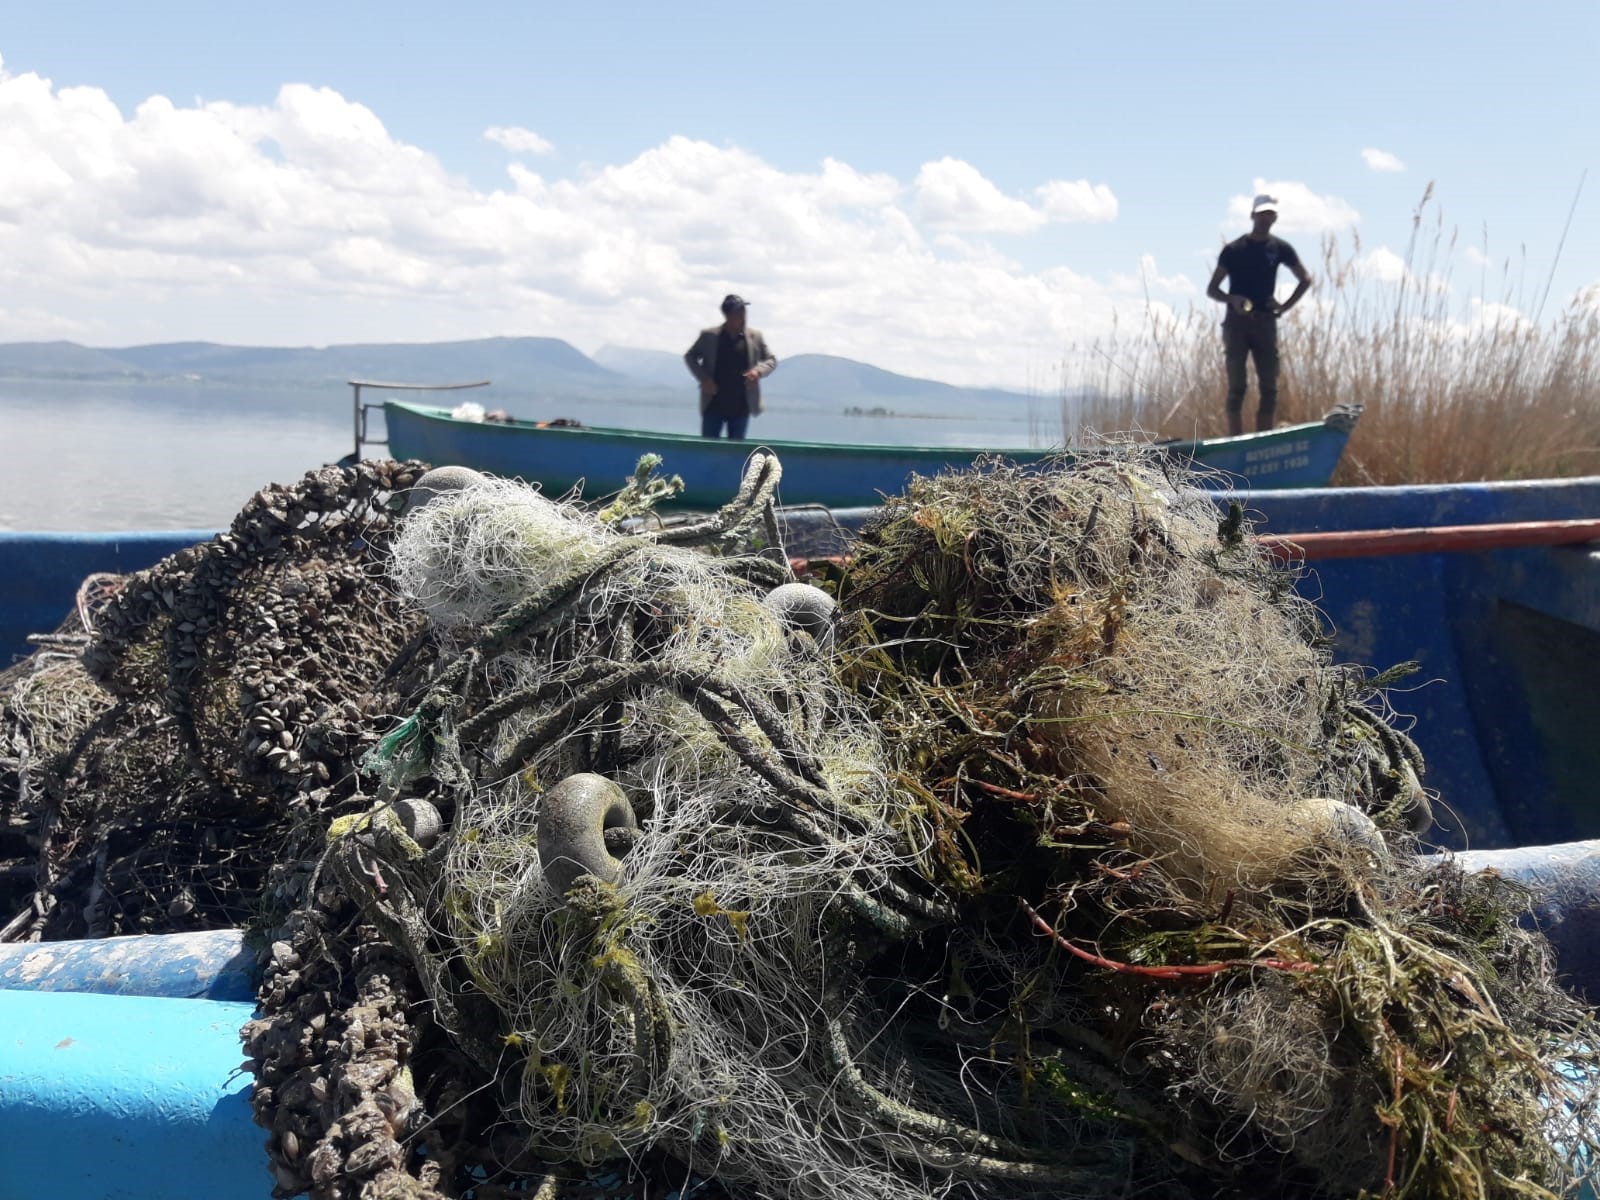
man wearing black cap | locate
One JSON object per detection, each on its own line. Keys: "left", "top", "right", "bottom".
{"left": 1206, "top": 194, "right": 1313, "bottom": 436}
{"left": 684, "top": 294, "right": 778, "bottom": 439}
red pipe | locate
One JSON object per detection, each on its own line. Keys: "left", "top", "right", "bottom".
{"left": 1261, "top": 518, "right": 1600, "bottom": 561}
{"left": 791, "top": 519, "right": 1600, "bottom": 574}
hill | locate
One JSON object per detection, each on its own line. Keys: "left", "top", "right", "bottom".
{"left": 0, "top": 337, "right": 1041, "bottom": 417}
{"left": 0, "top": 337, "right": 623, "bottom": 393}
{"left": 0, "top": 341, "right": 138, "bottom": 377}
{"left": 594, "top": 345, "right": 1038, "bottom": 414}
{"left": 770, "top": 353, "right": 1035, "bottom": 408}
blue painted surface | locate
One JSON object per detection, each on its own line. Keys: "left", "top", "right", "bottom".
{"left": 0, "top": 529, "right": 214, "bottom": 665}
{"left": 0, "top": 990, "right": 263, "bottom": 1200}
{"left": 1237, "top": 478, "right": 1600, "bottom": 850}
{"left": 383, "top": 400, "right": 1351, "bottom": 508}
{"left": 1235, "top": 475, "right": 1600, "bottom": 533}
{"left": 0, "top": 930, "right": 256, "bottom": 1001}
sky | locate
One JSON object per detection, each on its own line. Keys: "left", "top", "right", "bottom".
{"left": 1, "top": 0, "right": 1596, "bottom": 389}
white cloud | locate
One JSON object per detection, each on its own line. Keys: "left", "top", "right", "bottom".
{"left": 1139, "top": 253, "right": 1192, "bottom": 293}
{"left": 0, "top": 62, "right": 1151, "bottom": 388}
{"left": 1387, "top": 298, "right": 1537, "bottom": 347}
{"left": 1353, "top": 246, "right": 1451, "bottom": 296}
{"left": 1357, "top": 246, "right": 1408, "bottom": 283}
{"left": 1360, "top": 147, "right": 1405, "bottom": 173}
{"left": 915, "top": 157, "right": 1117, "bottom": 233}
{"left": 1463, "top": 298, "right": 1532, "bottom": 334}
{"left": 1108, "top": 253, "right": 1193, "bottom": 294}
{"left": 0, "top": 305, "right": 89, "bottom": 338}
{"left": 915, "top": 158, "right": 1044, "bottom": 233}
{"left": 485, "top": 125, "right": 553, "bottom": 155}
{"left": 1035, "top": 178, "right": 1118, "bottom": 223}
{"left": 1226, "top": 179, "right": 1359, "bottom": 235}
{"left": 1464, "top": 245, "right": 1493, "bottom": 268}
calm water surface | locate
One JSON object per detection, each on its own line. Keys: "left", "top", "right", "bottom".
{"left": 0, "top": 380, "right": 1060, "bottom": 531}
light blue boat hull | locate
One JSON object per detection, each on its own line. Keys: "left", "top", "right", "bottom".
{"left": 382, "top": 400, "right": 1355, "bottom": 506}
{"left": 0, "top": 989, "right": 261, "bottom": 1200}
{"left": 0, "top": 929, "right": 257, "bottom": 1000}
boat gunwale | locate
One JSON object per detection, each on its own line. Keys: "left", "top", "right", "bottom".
{"left": 383, "top": 399, "right": 1337, "bottom": 460}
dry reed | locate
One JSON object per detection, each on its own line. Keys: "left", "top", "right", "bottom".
{"left": 1064, "top": 186, "right": 1600, "bottom": 485}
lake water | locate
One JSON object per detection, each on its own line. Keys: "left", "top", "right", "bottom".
{"left": 0, "top": 380, "right": 1064, "bottom": 531}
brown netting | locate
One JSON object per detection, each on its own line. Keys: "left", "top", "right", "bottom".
{"left": 2, "top": 460, "right": 435, "bottom": 940}
{"left": 2, "top": 450, "right": 1595, "bottom": 1200}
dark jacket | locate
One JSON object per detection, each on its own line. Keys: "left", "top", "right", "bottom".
{"left": 684, "top": 325, "right": 777, "bottom": 416}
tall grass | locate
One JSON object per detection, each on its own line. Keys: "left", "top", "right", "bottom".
{"left": 1064, "top": 190, "right": 1600, "bottom": 485}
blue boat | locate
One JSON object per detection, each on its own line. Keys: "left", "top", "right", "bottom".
{"left": 4, "top": 472, "right": 1600, "bottom": 1199}
{"left": 378, "top": 397, "right": 1360, "bottom": 505}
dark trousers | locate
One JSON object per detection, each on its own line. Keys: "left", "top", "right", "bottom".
{"left": 701, "top": 411, "right": 749, "bottom": 440}
{"left": 1223, "top": 314, "right": 1279, "bottom": 436}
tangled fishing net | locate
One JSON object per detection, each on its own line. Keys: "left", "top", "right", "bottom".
{"left": 1, "top": 460, "right": 434, "bottom": 941}
{"left": 3, "top": 448, "right": 1596, "bottom": 1200}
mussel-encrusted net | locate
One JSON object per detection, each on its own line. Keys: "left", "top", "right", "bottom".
{"left": 2, "top": 451, "right": 1595, "bottom": 1200}
{"left": 2, "top": 460, "right": 433, "bottom": 940}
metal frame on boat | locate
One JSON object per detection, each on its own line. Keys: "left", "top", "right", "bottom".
{"left": 342, "top": 377, "right": 490, "bottom": 463}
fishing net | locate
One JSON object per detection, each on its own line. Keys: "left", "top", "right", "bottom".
{"left": 833, "top": 457, "right": 1596, "bottom": 1197}
{"left": 1, "top": 460, "right": 435, "bottom": 940}
{"left": 2, "top": 449, "right": 1596, "bottom": 1200}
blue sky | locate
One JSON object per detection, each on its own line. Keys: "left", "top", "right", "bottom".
{"left": 1, "top": 1, "right": 1594, "bottom": 387}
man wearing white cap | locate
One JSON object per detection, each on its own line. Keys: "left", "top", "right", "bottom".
{"left": 1206, "top": 194, "right": 1313, "bottom": 436}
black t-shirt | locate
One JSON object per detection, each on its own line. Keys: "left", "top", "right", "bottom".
{"left": 1217, "top": 235, "right": 1302, "bottom": 309}
{"left": 711, "top": 330, "right": 750, "bottom": 417}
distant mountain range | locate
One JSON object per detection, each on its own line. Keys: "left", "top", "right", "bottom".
{"left": 593, "top": 345, "right": 1042, "bottom": 407}
{"left": 0, "top": 336, "right": 614, "bottom": 392}
{"left": 0, "top": 336, "right": 1042, "bottom": 416}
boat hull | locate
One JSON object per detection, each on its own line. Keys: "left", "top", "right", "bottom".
{"left": 382, "top": 401, "right": 1353, "bottom": 505}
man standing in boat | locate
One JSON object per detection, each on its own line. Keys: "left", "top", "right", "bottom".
{"left": 684, "top": 294, "right": 778, "bottom": 439}
{"left": 1206, "top": 194, "right": 1313, "bottom": 436}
